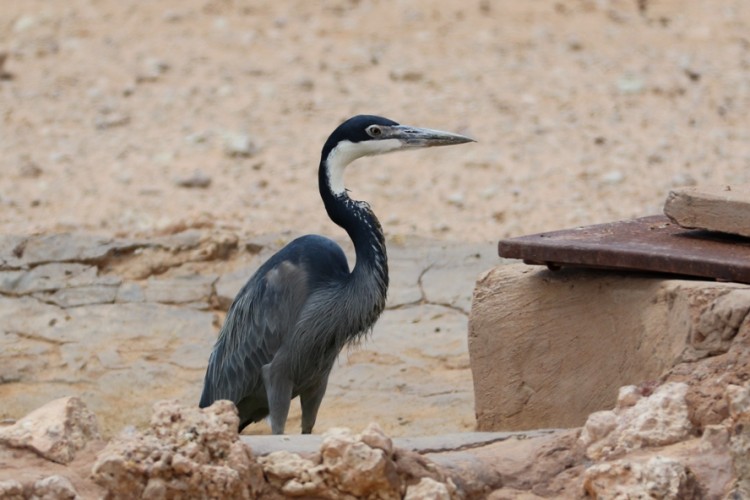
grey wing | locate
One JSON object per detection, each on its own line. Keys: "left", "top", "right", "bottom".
{"left": 199, "top": 260, "right": 310, "bottom": 408}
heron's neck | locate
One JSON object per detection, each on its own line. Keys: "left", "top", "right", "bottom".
{"left": 319, "top": 161, "right": 388, "bottom": 312}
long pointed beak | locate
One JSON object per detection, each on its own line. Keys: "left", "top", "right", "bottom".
{"left": 387, "top": 124, "right": 475, "bottom": 148}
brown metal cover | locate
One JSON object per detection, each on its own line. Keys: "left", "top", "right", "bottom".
{"left": 498, "top": 215, "right": 750, "bottom": 284}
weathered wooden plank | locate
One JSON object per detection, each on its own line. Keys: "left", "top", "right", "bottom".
{"left": 498, "top": 215, "right": 750, "bottom": 284}
{"left": 664, "top": 185, "right": 750, "bottom": 237}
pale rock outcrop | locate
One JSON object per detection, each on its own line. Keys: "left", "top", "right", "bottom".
{"left": 579, "top": 382, "right": 692, "bottom": 460}
{"left": 688, "top": 289, "right": 750, "bottom": 360}
{"left": 259, "top": 450, "right": 324, "bottom": 497}
{"left": 258, "top": 423, "right": 456, "bottom": 499}
{"left": 0, "top": 480, "right": 24, "bottom": 500}
{"left": 30, "top": 475, "right": 80, "bottom": 500}
{"left": 0, "top": 474, "right": 81, "bottom": 499}
{"left": 404, "top": 477, "right": 452, "bottom": 499}
{"left": 91, "top": 400, "right": 265, "bottom": 499}
{"left": 582, "top": 456, "right": 702, "bottom": 499}
{"left": 320, "top": 426, "right": 401, "bottom": 498}
{"left": 487, "top": 488, "right": 547, "bottom": 499}
{"left": 725, "top": 383, "right": 750, "bottom": 497}
{"left": 0, "top": 396, "right": 99, "bottom": 465}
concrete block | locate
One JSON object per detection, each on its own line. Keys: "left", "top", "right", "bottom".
{"left": 468, "top": 263, "right": 750, "bottom": 431}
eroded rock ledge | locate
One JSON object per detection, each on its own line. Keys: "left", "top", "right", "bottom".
{"left": 0, "top": 231, "right": 494, "bottom": 437}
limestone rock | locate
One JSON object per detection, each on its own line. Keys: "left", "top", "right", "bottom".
{"left": 114, "top": 282, "right": 145, "bottom": 303}
{"left": 142, "top": 274, "right": 215, "bottom": 305}
{"left": 260, "top": 450, "right": 325, "bottom": 497}
{"left": 404, "top": 477, "right": 451, "bottom": 500}
{"left": 32, "top": 475, "right": 80, "bottom": 500}
{"left": 664, "top": 185, "right": 750, "bottom": 237}
{"left": 259, "top": 425, "right": 400, "bottom": 499}
{"left": 91, "top": 400, "right": 265, "bottom": 499}
{"left": 0, "top": 480, "right": 24, "bottom": 500}
{"left": 17, "top": 233, "right": 139, "bottom": 266}
{"left": 258, "top": 423, "right": 455, "bottom": 499}
{"left": 0, "top": 235, "right": 27, "bottom": 270}
{"left": 117, "top": 230, "right": 238, "bottom": 280}
{"left": 664, "top": 314, "right": 750, "bottom": 430}
{"left": 579, "top": 382, "right": 692, "bottom": 460}
{"left": 690, "top": 290, "right": 750, "bottom": 358}
{"left": 37, "top": 284, "right": 120, "bottom": 308}
{"left": 726, "top": 383, "right": 750, "bottom": 497}
{"left": 321, "top": 427, "right": 401, "bottom": 499}
{"left": 360, "top": 421, "right": 394, "bottom": 456}
{"left": 0, "top": 262, "right": 121, "bottom": 307}
{"left": 0, "top": 396, "right": 100, "bottom": 465}
{"left": 582, "top": 456, "right": 702, "bottom": 499}
{"left": 487, "top": 489, "right": 547, "bottom": 500}
{"left": 0, "top": 263, "right": 100, "bottom": 295}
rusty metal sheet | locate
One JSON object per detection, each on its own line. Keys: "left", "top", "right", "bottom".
{"left": 498, "top": 215, "right": 750, "bottom": 284}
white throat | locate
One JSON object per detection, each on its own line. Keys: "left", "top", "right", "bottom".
{"left": 325, "top": 139, "right": 402, "bottom": 196}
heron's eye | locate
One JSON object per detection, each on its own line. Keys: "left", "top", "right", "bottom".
{"left": 367, "top": 126, "right": 382, "bottom": 137}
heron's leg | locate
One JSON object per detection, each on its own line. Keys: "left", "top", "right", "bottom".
{"left": 261, "top": 363, "right": 294, "bottom": 435}
{"left": 300, "top": 372, "right": 330, "bottom": 434}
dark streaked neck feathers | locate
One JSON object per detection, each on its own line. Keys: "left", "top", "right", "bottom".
{"left": 318, "top": 150, "right": 388, "bottom": 329}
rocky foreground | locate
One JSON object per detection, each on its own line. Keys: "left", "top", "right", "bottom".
{"left": 0, "top": 375, "right": 749, "bottom": 499}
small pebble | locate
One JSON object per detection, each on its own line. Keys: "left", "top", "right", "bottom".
{"left": 162, "top": 10, "right": 184, "bottom": 22}
{"left": 175, "top": 170, "right": 212, "bottom": 189}
{"left": 616, "top": 75, "right": 645, "bottom": 94}
{"left": 446, "top": 192, "right": 465, "bottom": 208}
{"left": 137, "top": 57, "right": 170, "bottom": 82}
{"left": 185, "top": 131, "right": 211, "bottom": 145}
{"left": 389, "top": 69, "right": 424, "bottom": 82}
{"left": 95, "top": 112, "right": 130, "bottom": 130}
{"left": 296, "top": 78, "right": 314, "bottom": 91}
{"left": 479, "top": 186, "right": 498, "bottom": 200}
{"left": 13, "top": 15, "right": 36, "bottom": 33}
{"left": 213, "top": 17, "right": 229, "bottom": 31}
{"left": 601, "top": 170, "right": 625, "bottom": 185}
{"left": 115, "top": 170, "right": 133, "bottom": 185}
{"left": 671, "top": 172, "right": 697, "bottom": 187}
{"left": 153, "top": 152, "right": 175, "bottom": 166}
{"left": 223, "top": 132, "right": 258, "bottom": 158}
{"left": 18, "top": 156, "right": 43, "bottom": 178}
{"left": 0, "top": 52, "right": 11, "bottom": 80}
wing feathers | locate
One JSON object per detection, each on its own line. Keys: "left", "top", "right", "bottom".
{"left": 200, "top": 260, "right": 310, "bottom": 408}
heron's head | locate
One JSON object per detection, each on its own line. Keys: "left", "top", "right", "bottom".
{"left": 322, "top": 115, "right": 474, "bottom": 196}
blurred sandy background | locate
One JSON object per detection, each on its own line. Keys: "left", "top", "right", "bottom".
{"left": 3, "top": 0, "right": 749, "bottom": 245}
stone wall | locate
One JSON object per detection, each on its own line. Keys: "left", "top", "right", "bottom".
{"left": 469, "top": 263, "right": 750, "bottom": 431}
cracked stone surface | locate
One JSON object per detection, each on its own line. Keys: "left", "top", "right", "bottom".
{"left": 0, "top": 231, "right": 496, "bottom": 437}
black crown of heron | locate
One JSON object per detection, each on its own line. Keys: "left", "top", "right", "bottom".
{"left": 199, "top": 115, "right": 474, "bottom": 434}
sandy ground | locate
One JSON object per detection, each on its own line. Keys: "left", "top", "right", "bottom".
{"left": 3, "top": 0, "right": 750, "bottom": 441}
{"left": 3, "top": 0, "right": 750, "bottom": 245}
